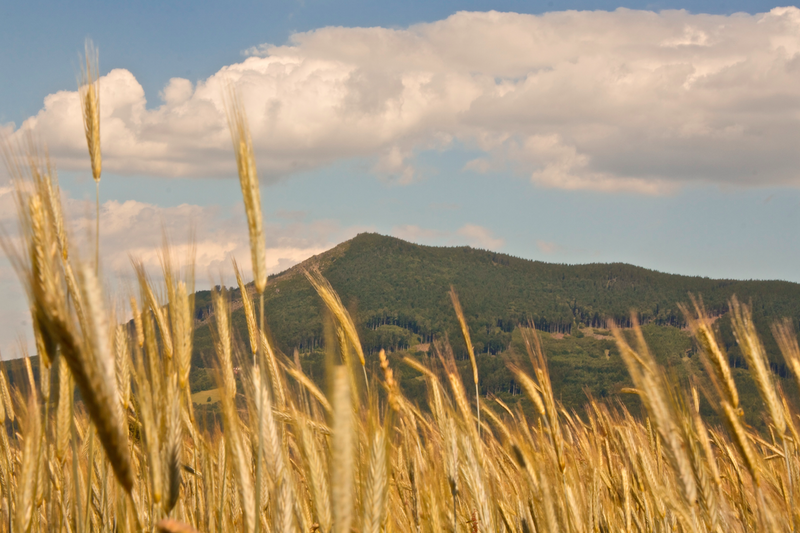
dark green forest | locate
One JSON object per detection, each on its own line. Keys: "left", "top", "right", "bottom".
{"left": 185, "top": 233, "right": 800, "bottom": 425}
{"left": 192, "top": 233, "right": 800, "bottom": 359}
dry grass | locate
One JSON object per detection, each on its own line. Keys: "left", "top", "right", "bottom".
{"left": 3, "top": 49, "right": 800, "bottom": 533}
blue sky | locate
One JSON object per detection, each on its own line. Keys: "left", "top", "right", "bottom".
{"left": 2, "top": 0, "right": 800, "bottom": 355}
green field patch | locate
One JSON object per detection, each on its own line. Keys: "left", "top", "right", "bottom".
{"left": 192, "top": 387, "right": 222, "bottom": 405}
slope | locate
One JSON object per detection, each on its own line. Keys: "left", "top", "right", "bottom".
{"left": 192, "top": 232, "right": 800, "bottom": 363}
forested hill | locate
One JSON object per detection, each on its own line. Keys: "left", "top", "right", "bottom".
{"left": 190, "top": 232, "right": 800, "bottom": 366}
{"left": 6, "top": 232, "right": 800, "bottom": 423}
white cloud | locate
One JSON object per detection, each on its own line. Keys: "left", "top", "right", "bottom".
{"left": 160, "top": 78, "right": 194, "bottom": 106}
{"left": 457, "top": 223, "right": 505, "bottom": 249}
{"left": 0, "top": 187, "right": 364, "bottom": 356}
{"left": 8, "top": 8, "right": 800, "bottom": 192}
{"left": 81, "top": 199, "right": 359, "bottom": 282}
{"left": 372, "top": 146, "right": 418, "bottom": 185}
{"left": 537, "top": 240, "right": 562, "bottom": 255}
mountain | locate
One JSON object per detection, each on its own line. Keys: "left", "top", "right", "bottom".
{"left": 193, "top": 232, "right": 800, "bottom": 361}
{"left": 186, "top": 233, "right": 800, "bottom": 422}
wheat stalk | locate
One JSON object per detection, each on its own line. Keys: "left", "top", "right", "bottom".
{"left": 299, "top": 418, "right": 332, "bottom": 532}
{"left": 134, "top": 262, "right": 174, "bottom": 361}
{"left": 233, "top": 259, "right": 259, "bottom": 360}
{"left": 222, "top": 85, "right": 266, "bottom": 295}
{"left": 450, "top": 287, "right": 480, "bottom": 437}
{"left": 611, "top": 317, "right": 697, "bottom": 508}
{"left": 729, "top": 296, "right": 785, "bottom": 435}
{"left": 331, "top": 366, "right": 354, "bottom": 533}
{"left": 78, "top": 39, "right": 102, "bottom": 270}
{"left": 362, "top": 427, "right": 388, "bottom": 533}
{"left": 305, "top": 268, "right": 368, "bottom": 393}
{"left": 114, "top": 324, "right": 131, "bottom": 411}
{"left": 15, "top": 396, "right": 40, "bottom": 533}
{"left": 173, "top": 280, "right": 194, "bottom": 393}
{"left": 0, "top": 365, "right": 14, "bottom": 423}
{"left": 680, "top": 295, "right": 739, "bottom": 410}
{"left": 165, "top": 378, "right": 183, "bottom": 515}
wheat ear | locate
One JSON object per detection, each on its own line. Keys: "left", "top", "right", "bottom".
{"left": 15, "top": 395, "right": 41, "bottom": 533}
{"left": 450, "top": 287, "right": 480, "bottom": 436}
{"left": 165, "top": 378, "right": 183, "bottom": 515}
{"left": 55, "top": 355, "right": 72, "bottom": 462}
{"left": 611, "top": 317, "right": 697, "bottom": 507}
{"left": 79, "top": 39, "right": 101, "bottom": 184}
{"left": 259, "top": 331, "right": 286, "bottom": 410}
{"left": 78, "top": 39, "right": 102, "bottom": 270}
{"left": 298, "top": 418, "right": 332, "bottom": 532}
{"left": 77, "top": 263, "right": 134, "bottom": 486}
{"left": 114, "top": 325, "right": 131, "bottom": 411}
{"left": 362, "top": 426, "right": 388, "bottom": 533}
{"left": 305, "top": 269, "right": 368, "bottom": 392}
{"left": 772, "top": 318, "right": 800, "bottom": 410}
{"left": 0, "top": 365, "right": 13, "bottom": 423}
{"left": 222, "top": 84, "right": 266, "bottom": 294}
{"left": 680, "top": 295, "right": 739, "bottom": 410}
{"left": 729, "top": 296, "right": 785, "bottom": 434}
{"left": 233, "top": 259, "right": 259, "bottom": 359}
{"left": 130, "top": 295, "right": 144, "bottom": 349}
{"left": 134, "top": 262, "right": 173, "bottom": 360}
{"left": 173, "top": 280, "right": 194, "bottom": 391}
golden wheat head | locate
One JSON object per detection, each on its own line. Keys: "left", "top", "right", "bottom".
{"left": 79, "top": 39, "right": 101, "bottom": 183}
{"left": 222, "top": 84, "right": 267, "bottom": 294}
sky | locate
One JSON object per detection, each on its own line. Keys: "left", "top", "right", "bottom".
{"left": 2, "top": 0, "right": 800, "bottom": 356}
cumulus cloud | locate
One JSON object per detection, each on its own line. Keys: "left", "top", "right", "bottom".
{"left": 0, "top": 184, "right": 363, "bottom": 355}
{"left": 8, "top": 7, "right": 800, "bottom": 192}
{"left": 392, "top": 223, "right": 504, "bottom": 250}
{"left": 456, "top": 223, "right": 505, "bottom": 249}
{"left": 75, "top": 199, "right": 359, "bottom": 282}
{"left": 0, "top": 190, "right": 336, "bottom": 281}
{"left": 537, "top": 240, "right": 563, "bottom": 255}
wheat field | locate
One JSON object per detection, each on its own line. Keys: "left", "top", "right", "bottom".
{"left": 2, "top": 51, "right": 800, "bottom": 533}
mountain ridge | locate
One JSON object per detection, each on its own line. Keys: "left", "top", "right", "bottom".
{"left": 191, "top": 232, "right": 800, "bottom": 366}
